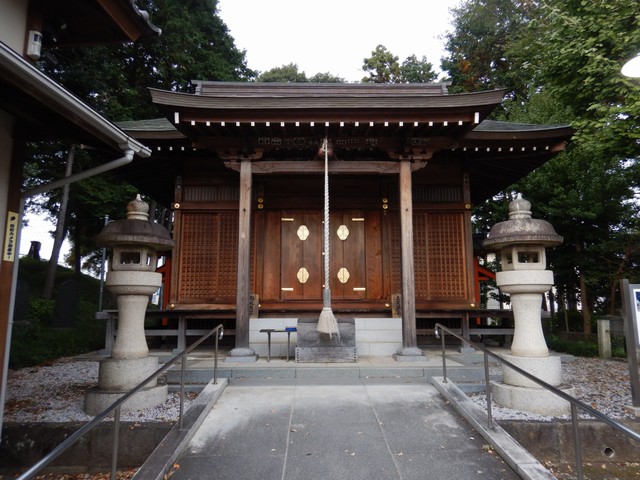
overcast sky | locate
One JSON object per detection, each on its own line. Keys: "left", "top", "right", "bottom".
{"left": 217, "top": 0, "right": 461, "bottom": 82}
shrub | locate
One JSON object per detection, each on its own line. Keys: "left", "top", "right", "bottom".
{"left": 546, "top": 334, "right": 599, "bottom": 357}
{"left": 9, "top": 258, "right": 106, "bottom": 368}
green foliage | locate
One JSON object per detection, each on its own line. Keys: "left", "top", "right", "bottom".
{"left": 546, "top": 335, "right": 599, "bottom": 357}
{"left": 10, "top": 258, "right": 110, "bottom": 368}
{"left": 362, "top": 45, "right": 401, "bottom": 83}
{"left": 509, "top": 0, "right": 640, "bottom": 155}
{"left": 256, "top": 64, "right": 346, "bottom": 83}
{"left": 400, "top": 55, "right": 437, "bottom": 83}
{"left": 41, "top": 0, "right": 255, "bottom": 120}
{"left": 26, "top": 0, "right": 255, "bottom": 274}
{"left": 257, "top": 63, "right": 308, "bottom": 82}
{"left": 308, "top": 72, "right": 346, "bottom": 83}
{"left": 362, "top": 45, "right": 437, "bottom": 84}
{"left": 450, "top": 0, "right": 640, "bottom": 327}
{"left": 441, "top": 0, "right": 535, "bottom": 98}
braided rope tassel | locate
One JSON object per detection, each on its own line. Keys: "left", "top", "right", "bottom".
{"left": 316, "top": 137, "right": 340, "bottom": 338}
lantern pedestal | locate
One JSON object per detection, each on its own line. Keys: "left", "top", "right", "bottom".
{"left": 84, "top": 356, "right": 168, "bottom": 415}
{"left": 84, "top": 195, "right": 173, "bottom": 416}
{"left": 483, "top": 196, "right": 574, "bottom": 416}
{"left": 491, "top": 354, "right": 574, "bottom": 416}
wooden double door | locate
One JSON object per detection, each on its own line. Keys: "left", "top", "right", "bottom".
{"left": 261, "top": 209, "right": 374, "bottom": 302}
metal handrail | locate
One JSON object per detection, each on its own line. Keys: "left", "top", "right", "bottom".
{"left": 434, "top": 323, "right": 640, "bottom": 480}
{"left": 17, "top": 323, "right": 224, "bottom": 480}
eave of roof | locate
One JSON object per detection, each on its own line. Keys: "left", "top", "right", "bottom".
{"left": 192, "top": 81, "right": 452, "bottom": 96}
{"left": 41, "top": 0, "right": 160, "bottom": 46}
{"left": 118, "top": 115, "right": 572, "bottom": 145}
{"left": 0, "top": 41, "right": 151, "bottom": 157}
{"left": 149, "top": 86, "right": 506, "bottom": 115}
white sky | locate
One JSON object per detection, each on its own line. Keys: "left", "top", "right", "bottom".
{"left": 217, "top": 0, "right": 461, "bottom": 82}
{"left": 19, "top": 212, "right": 71, "bottom": 260}
{"left": 20, "top": 0, "right": 461, "bottom": 261}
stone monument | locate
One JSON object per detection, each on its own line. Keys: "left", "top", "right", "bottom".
{"left": 484, "top": 195, "right": 574, "bottom": 415}
{"left": 84, "top": 195, "right": 174, "bottom": 415}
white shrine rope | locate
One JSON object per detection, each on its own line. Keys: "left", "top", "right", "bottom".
{"left": 323, "top": 136, "right": 330, "bottom": 303}
{"left": 317, "top": 137, "right": 339, "bottom": 337}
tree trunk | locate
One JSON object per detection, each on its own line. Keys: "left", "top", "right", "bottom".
{"left": 43, "top": 145, "right": 75, "bottom": 300}
{"left": 73, "top": 236, "right": 82, "bottom": 277}
{"left": 575, "top": 241, "right": 592, "bottom": 334}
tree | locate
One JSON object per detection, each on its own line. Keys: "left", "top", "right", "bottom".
{"left": 444, "top": 0, "right": 640, "bottom": 332}
{"left": 510, "top": 0, "right": 640, "bottom": 332}
{"left": 27, "top": 0, "right": 253, "bottom": 277}
{"left": 510, "top": 0, "right": 640, "bottom": 156}
{"left": 41, "top": 0, "right": 255, "bottom": 120}
{"left": 441, "top": 0, "right": 535, "bottom": 98}
{"left": 257, "top": 65, "right": 346, "bottom": 83}
{"left": 308, "top": 72, "right": 346, "bottom": 83}
{"left": 362, "top": 45, "right": 401, "bottom": 83}
{"left": 400, "top": 55, "right": 437, "bottom": 83}
{"left": 362, "top": 45, "right": 438, "bottom": 84}
{"left": 257, "top": 63, "right": 308, "bottom": 82}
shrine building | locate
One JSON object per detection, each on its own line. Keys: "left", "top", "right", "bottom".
{"left": 119, "top": 81, "right": 572, "bottom": 359}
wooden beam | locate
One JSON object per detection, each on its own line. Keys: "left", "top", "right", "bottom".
{"left": 224, "top": 160, "right": 427, "bottom": 174}
{"left": 399, "top": 160, "right": 418, "bottom": 351}
{"left": 234, "top": 159, "right": 253, "bottom": 351}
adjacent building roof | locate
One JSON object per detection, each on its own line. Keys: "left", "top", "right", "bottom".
{"left": 38, "top": 0, "right": 160, "bottom": 45}
{"left": 0, "top": 41, "right": 150, "bottom": 157}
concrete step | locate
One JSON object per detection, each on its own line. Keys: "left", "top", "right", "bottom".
{"left": 165, "top": 361, "right": 487, "bottom": 385}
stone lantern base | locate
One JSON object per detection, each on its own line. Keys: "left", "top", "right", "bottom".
{"left": 84, "top": 356, "right": 167, "bottom": 416}
{"left": 491, "top": 354, "right": 575, "bottom": 416}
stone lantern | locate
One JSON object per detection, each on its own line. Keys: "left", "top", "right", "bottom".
{"left": 84, "top": 195, "right": 174, "bottom": 415}
{"left": 484, "top": 195, "right": 574, "bottom": 415}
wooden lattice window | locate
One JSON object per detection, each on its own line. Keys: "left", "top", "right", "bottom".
{"left": 415, "top": 212, "right": 467, "bottom": 299}
{"left": 178, "top": 212, "right": 238, "bottom": 301}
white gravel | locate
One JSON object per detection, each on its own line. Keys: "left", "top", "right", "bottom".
{"left": 4, "top": 358, "right": 194, "bottom": 423}
{"left": 470, "top": 356, "right": 638, "bottom": 421}
{"left": 4, "top": 355, "right": 638, "bottom": 424}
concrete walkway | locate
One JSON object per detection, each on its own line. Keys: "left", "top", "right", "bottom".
{"left": 165, "top": 377, "right": 519, "bottom": 480}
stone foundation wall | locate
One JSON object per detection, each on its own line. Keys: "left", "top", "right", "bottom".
{"left": 248, "top": 317, "right": 402, "bottom": 358}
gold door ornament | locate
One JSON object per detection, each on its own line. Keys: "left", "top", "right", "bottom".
{"left": 337, "top": 267, "right": 350, "bottom": 284}
{"left": 297, "top": 267, "right": 310, "bottom": 284}
{"left": 336, "top": 224, "right": 349, "bottom": 240}
{"left": 297, "top": 225, "right": 310, "bottom": 241}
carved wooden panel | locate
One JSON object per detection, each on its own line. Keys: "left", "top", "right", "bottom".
{"left": 182, "top": 185, "right": 239, "bottom": 202}
{"left": 177, "top": 212, "right": 238, "bottom": 301}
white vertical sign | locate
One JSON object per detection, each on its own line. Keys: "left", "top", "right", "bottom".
{"left": 622, "top": 280, "right": 640, "bottom": 408}
{"left": 633, "top": 286, "right": 640, "bottom": 348}
{"left": 3, "top": 211, "right": 18, "bottom": 262}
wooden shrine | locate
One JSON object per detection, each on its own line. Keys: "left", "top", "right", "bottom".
{"left": 118, "top": 82, "right": 572, "bottom": 358}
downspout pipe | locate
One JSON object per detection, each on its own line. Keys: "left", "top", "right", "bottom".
{"left": 0, "top": 149, "right": 135, "bottom": 440}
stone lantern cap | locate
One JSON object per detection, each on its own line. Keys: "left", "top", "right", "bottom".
{"left": 483, "top": 195, "right": 562, "bottom": 250}
{"left": 94, "top": 195, "right": 174, "bottom": 251}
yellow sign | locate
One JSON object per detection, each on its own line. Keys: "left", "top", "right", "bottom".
{"left": 3, "top": 211, "right": 18, "bottom": 262}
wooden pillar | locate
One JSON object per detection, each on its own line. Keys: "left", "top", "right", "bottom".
{"left": 394, "top": 160, "right": 424, "bottom": 360}
{"left": 227, "top": 159, "right": 257, "bottom": 361}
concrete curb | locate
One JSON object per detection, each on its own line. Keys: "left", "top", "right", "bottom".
{"left": 131, "top": 378, "right": 228, "bottom": 480}
{"left": 431, "top": 376, "right": 556, "bottom": 480}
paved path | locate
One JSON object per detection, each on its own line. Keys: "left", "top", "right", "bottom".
{"left": 168, "top": 378, "right": 518, "bottom": 480}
